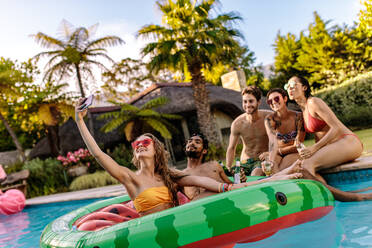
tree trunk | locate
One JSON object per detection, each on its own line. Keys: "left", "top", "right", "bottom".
{"left": 188, "top": 63, "right": 221, "bottom": 148}
{"left": 75, "top": 63, "right": 85, "bottom": 97}
{"left": 0, "top": 112, "right": 26, "bottom": 162}
{"left": 75, "top": 63, "right": 95, "bottom": 137}
{"left": 46, "top": 125, "right": 60, "bottom": 157}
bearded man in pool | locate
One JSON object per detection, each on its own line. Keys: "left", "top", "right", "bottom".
{"left": 182, "top": 133, "right": 232, "bottom": 200}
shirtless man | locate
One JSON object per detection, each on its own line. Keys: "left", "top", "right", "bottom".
{"left": 182, "top": 133, "right": 232, "bottom": 200}
{"left": 226, "top": 86, "right": 272, "bottom": 176}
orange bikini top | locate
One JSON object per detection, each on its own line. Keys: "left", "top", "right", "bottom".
{"left": 304, "top": 112, "right": 327, "bottom": 133}
{"left": 133, "top": 186, "right": 172, "bottom": 213}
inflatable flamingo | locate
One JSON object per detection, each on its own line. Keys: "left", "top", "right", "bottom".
{"left": 0, "top": 165, "right": 26, "bottom": 215}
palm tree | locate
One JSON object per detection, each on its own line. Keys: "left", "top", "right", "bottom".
{"left": 32, "top": 19, "right": 125, "bottom": 97}
{"left": 137, "top": 0, "right": 243, "bottom": 146}
{"left": 98, "top": 97, "right": 181, "bottom": 141}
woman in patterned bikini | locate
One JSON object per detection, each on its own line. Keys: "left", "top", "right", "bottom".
{"left": 262, "top": 88, "right": 306, "bottom": 175}
{"left": 285, "top": 76, "right": 364, "bottom": 183}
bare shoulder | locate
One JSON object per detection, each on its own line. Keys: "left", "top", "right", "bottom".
{"left": 264, "top": 112, "right": 275, "bottom": 121}
{"left": 231, "top": 113, "right": 246, "bottom": 131}
{"left": 308, "top": 97, "right": 328, "bottom": 111}
{"left": 171, "top": 168, "right": 187, "bottom": 177}
{"left": 232, "top": 113, "right": 246, "bottom": 125}
{"left": 204, "top": 161, "right": 224, "bottom": 173}
{"left": 259, "top": 109, "right": 273, "bottom": 117}
{"left": 308, "top": 96, "right": 324, "bottom": 106}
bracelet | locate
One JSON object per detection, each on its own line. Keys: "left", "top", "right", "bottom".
{"left": 222, "top": 183, "right": 229, "bottom": 192}
{"left": 218, "top": 183, "right": 222, "bottom": 193}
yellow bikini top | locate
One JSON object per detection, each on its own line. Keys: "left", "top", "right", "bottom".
{"left": 133, "top": 186, "right": 172, "bottom": 213}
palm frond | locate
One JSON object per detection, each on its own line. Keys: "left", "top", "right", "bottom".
{"left": 144, "top": 118, "right": 172, "bottom": 139}
{"left": 119, "top": 103, "right": 139, "bottom": 112}
{"left": 159, "top": 113, "right": 182, "bottom": 120}
{"left": 138, "top": 109, "right": 160, "bottom": 117}
{"left": 31, "top": 32, "right": 64, "bottom": 49}
{"left": 100, "top": 115, "right": 128, "bottom": 133}
{"left": 141, "top": 96, "right": 169, "bottom": 110}
{"left": 86, "top": 36, "right": 125, "bottom": 49}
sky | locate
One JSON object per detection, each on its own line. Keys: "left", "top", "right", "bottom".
{"left": 0, "top": 0, "right": 363, "bottom": 90}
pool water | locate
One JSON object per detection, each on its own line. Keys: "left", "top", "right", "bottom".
{"left": 1, "top": 179, "right": 371, "bottom": 248}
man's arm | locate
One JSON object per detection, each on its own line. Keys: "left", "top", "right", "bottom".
{"left": 215, "top": 162, "right": 233, "bottom": 184}
{"left": 226, "top": 121, "right": 240, "bottom": 170}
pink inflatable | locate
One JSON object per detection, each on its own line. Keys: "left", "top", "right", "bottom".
{"left": 0, "top": 189, "right": 26, "bottom": 215}
{"left": 0, "top": 165, "right": 26, "bottom": 215}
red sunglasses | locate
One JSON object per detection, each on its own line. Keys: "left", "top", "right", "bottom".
{"left": 131, "top": 138, "right": 153, "bottom": 149}
{"left": 267, "top": 96, "right": 281, "bottom": 106}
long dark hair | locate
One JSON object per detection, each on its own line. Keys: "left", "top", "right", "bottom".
{"left": 290, "top": 76, "right": 312, "bottom": 98}
{"left": 132, "top": 133, "right": 181, "bottom": 207}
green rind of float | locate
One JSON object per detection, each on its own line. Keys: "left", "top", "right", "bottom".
{"left": 228, "top": 175, "right": 264, "bottom": 183}
{"left": 40, "top": 179, "right": 334, "bottom": 248}
{"left": 40, "top": 195, "right": 131, "bottom": 248}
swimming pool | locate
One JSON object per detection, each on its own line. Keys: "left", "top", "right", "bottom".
{"left": 1, "top": 172, "right": 371, "bottom": 248}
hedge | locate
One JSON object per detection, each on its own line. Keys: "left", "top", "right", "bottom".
{"left": 315, "top": 72, "right": 372, "bottom": 128}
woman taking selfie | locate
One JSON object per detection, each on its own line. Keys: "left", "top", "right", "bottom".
{"left": 74, "top": 97, "right": 301, "bottom": 226}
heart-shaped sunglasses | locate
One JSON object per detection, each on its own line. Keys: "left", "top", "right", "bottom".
{"left": 131, "top": 138, "right": 153, "bottom": 150}
{"left": 266, "top": 96, "right": 281, "bottom": 106}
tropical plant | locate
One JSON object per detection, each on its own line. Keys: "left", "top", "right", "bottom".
{"left": 0, "top": 58, "right": 35, "bottom": 160}
{"left": 108, "top": 143, "right": 136, "bottom": 170}
{"left": 32, "top": 19, "right": 125, "bottom": 97}
{"left": 16, "top": 80, "right": 77, "bottom": 156}
{"left": 69, "top": 171, "right": 119, "bottom": 191}
{"left": 22, "top": 157, "right": 68, "bottom": 198}
{"left": 138, "top": 0, "right": 245, "bottom": 147}
{"left": 98, "top": 96, "right": 182, "bottom": 141}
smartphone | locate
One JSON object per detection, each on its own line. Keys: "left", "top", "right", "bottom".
{"left": 79, "top": 95, "right": 94, "bottom": 111}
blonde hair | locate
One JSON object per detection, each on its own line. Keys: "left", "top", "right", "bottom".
{"left": 132, "top": 133, "right": 182, "bottom": 207}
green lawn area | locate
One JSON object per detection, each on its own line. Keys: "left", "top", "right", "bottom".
{"left": 304, "top": 128, "right": 372, "bottom": 155}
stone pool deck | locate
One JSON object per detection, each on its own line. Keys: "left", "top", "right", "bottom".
{"left": 25, "top": 155, "right": 372, "bottom": 206}
{"left": 26, "top": 184, "right": 127, "bottom": 205}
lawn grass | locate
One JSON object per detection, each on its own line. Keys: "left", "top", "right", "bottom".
{"left": 304, "top": 128, "right": 372, "bottom": 155}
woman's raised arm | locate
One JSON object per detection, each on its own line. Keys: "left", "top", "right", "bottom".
{"left": 74, "top": 99, "right": 136, "bottom": 189}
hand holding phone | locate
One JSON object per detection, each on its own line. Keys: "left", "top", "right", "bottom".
{"left": 78, "top": 95, "right": 94, "bottom": 111}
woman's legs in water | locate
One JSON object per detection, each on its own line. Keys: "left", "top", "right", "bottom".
{"left": 301, "top": 134, "right": 363, "bottom": 181}
{"left": 300, "top": 167, "right": 372, "bottom": 202}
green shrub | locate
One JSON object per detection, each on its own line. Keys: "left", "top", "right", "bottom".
{"left": 3, "top": 161, "right": 24, "bottom": 174}
{"left": 22, "top": 158, "right": 68, "bottom": 198}
{"left": 205, "top": 144, "right": 226, "bottom": 161}
{"left": 69, "top": 171, "right": 119, "bottom": 191}
{"left": 316, "top": 72, "right": 372, "bottom": 128}
{"left": 108, "top": 144, "right": 136, "bottom": 170}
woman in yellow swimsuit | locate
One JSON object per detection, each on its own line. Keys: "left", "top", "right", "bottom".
{"left": 75, "top": 99, "right": 301, "bottom": 216}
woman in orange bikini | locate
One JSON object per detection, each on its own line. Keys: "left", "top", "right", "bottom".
{"left": 263, "top": 88, "right": 306, "bottom": 175}
{"left": 74, "top": 99, "right": 301, "bottom": 229}
{"left": 285, "top": 76, "right": 364, "bottom": 183}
